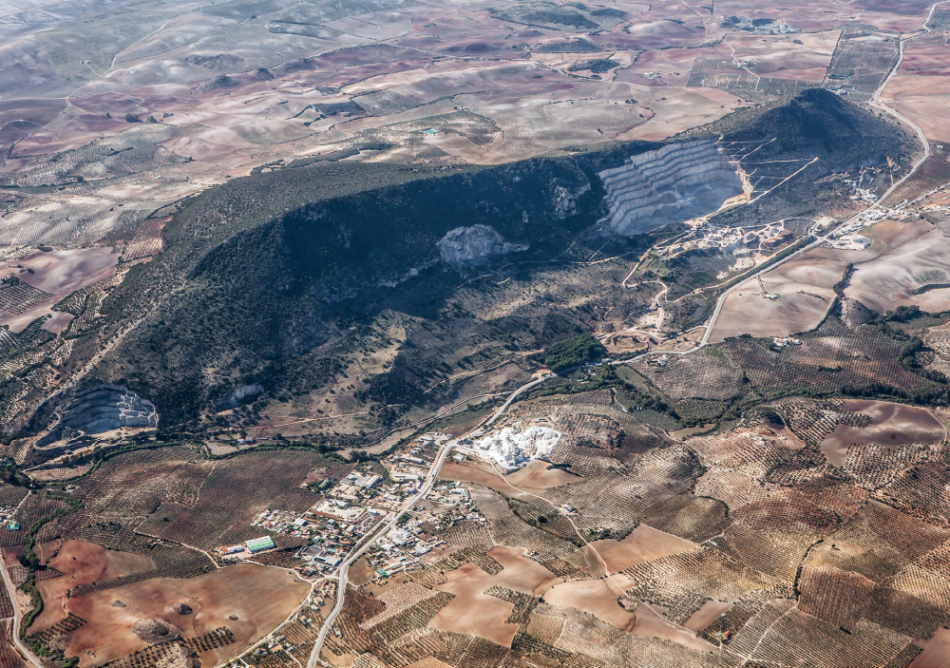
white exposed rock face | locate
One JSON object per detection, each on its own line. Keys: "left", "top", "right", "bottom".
{"left": 475, "top": 425, "right": 561, "bottom": 470}
{"left": 554, "top": 182, "right": 591, "bottom": 218}
{"left": 218, "top": 383, "right": 263, "bottom": 410}
{"left": 599, "top": 141, "right": 743, "bottom": 236}
{"left": 437, "top": 224, "right": 528, "bottom": 266}
{"left": 60, "top": 384, "right": 158, "bottom": 435}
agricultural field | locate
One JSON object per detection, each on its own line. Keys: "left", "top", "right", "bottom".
{"left": 63, "top": 564, "right": 307, "bottom": 668}
{"left": 312, "top": 390, "right": 950, "bottom": 667}
{"left": 845, "top": 218, "right": 950, "bottom": 314}
{"left": 711, "top": 247, "right": 868, "bottom": 341}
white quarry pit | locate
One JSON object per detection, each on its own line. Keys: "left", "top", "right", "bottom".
{"left": 599, "top": 141, "right": 743, "bottom": 236}
{"left": 475, "top": 425, "right": 562, "bottom": 471}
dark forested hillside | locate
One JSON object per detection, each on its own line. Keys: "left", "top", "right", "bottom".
{"left": 24, "top": 91, "right": 916, "bottom": 439}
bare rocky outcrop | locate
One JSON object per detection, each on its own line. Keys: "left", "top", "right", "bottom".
{"left": 599, "top": 141, "right": 743, "bottom": 236}
{"left": 437, "top": 224, "right": 528, "bottom": 266}
{"left": 216, "top": 383, "right": 263, "bottom": 411}
{"left": 172, "top": 602, "right": 193, "bottom": 615}
{"left": 154, "top": 644, "right": 200, "bottom": 668}
{"left": 553, "top": 181, "right": 591, "bottom": 219}
{"left": 841, "top": 298, "right": 877, "bottom": 328}
{"left": 720, "top": 16, "right": 796, "bottom": 34}
{"left": 184, "top": 54, "right": 245, "bottom": 70}
{"left": 200, "top": 74, "right": 237, "bottom": 92}
{"left": 131, "top": 619, "right": 182, "bottom": 644}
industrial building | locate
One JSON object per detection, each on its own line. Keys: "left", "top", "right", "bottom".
{"left": 245, "top": 536, "right": 276, "bottom": 553}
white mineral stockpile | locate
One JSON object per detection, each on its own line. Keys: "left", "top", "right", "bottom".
{"left": 475, "top": 425, "right": 561, "bottom": 471}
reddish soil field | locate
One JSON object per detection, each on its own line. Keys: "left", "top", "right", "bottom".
{"left": 31, "top": 540, "right": 156, "bottom": 634}
{"left": 63, "top": 563, "right": 308, "bottom": 668}
{"left": 587, "top": 525, "right": 696, "bottom": 575}
{"left": 819, "top": 400, "right": 945, "bottom": 467}
{"left": 683, "top": 599, "right": 732, "bottom": 632}
{"left": 910, "top": 627, "right": 950, "bottom": 668}
{"left": 429, "top": 547, "right": 554, "bottom": 646}
{"left": 429, "top": 563, "right": 520, "bottom": 646}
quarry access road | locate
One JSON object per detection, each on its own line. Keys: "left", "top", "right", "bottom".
{"left": 485, "top": 373, "right": 556, "bottom": 426}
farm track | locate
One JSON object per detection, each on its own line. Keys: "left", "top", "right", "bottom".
{"left": 0, "top": 551, "right": 43, "bottom": 668}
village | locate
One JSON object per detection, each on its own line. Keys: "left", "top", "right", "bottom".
{"left": 215, "top": 419, "right": 567, "bottom": 588}
{"left": 212, "top": 432, "right": 489, "bottom": 580}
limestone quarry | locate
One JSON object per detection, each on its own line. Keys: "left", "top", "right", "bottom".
{"left": 57, "top": 384, "right": 158, "bottom": 437}
{"left": 599, "top": 141, "right": 743, "bottom": 236}
{"left": 473, "top": 424, "right": 562, "bottom": 471}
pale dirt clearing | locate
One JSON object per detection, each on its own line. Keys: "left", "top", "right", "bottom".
{"left": 542, "top": 578, "right": 635, "bottom": 630}
{"left": 883, "top": 74, "right": 950, "bottom": 143}
{"left": 487, "top": 546, "right": 556, "bottom": 594}
{"left": 619, "top": 88, "right": 745, "bottom": 142}
{"left": 438, "top": 459, "right": 582, "bottom": 500}
{"left": 630, "top": 602, "right": 717, "bottom": 653}
{"left": 727, "top": 31, "right": 840, "bottom": 81}
{"left": 505, "top": 459, "right": 584, "bottom": 492}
